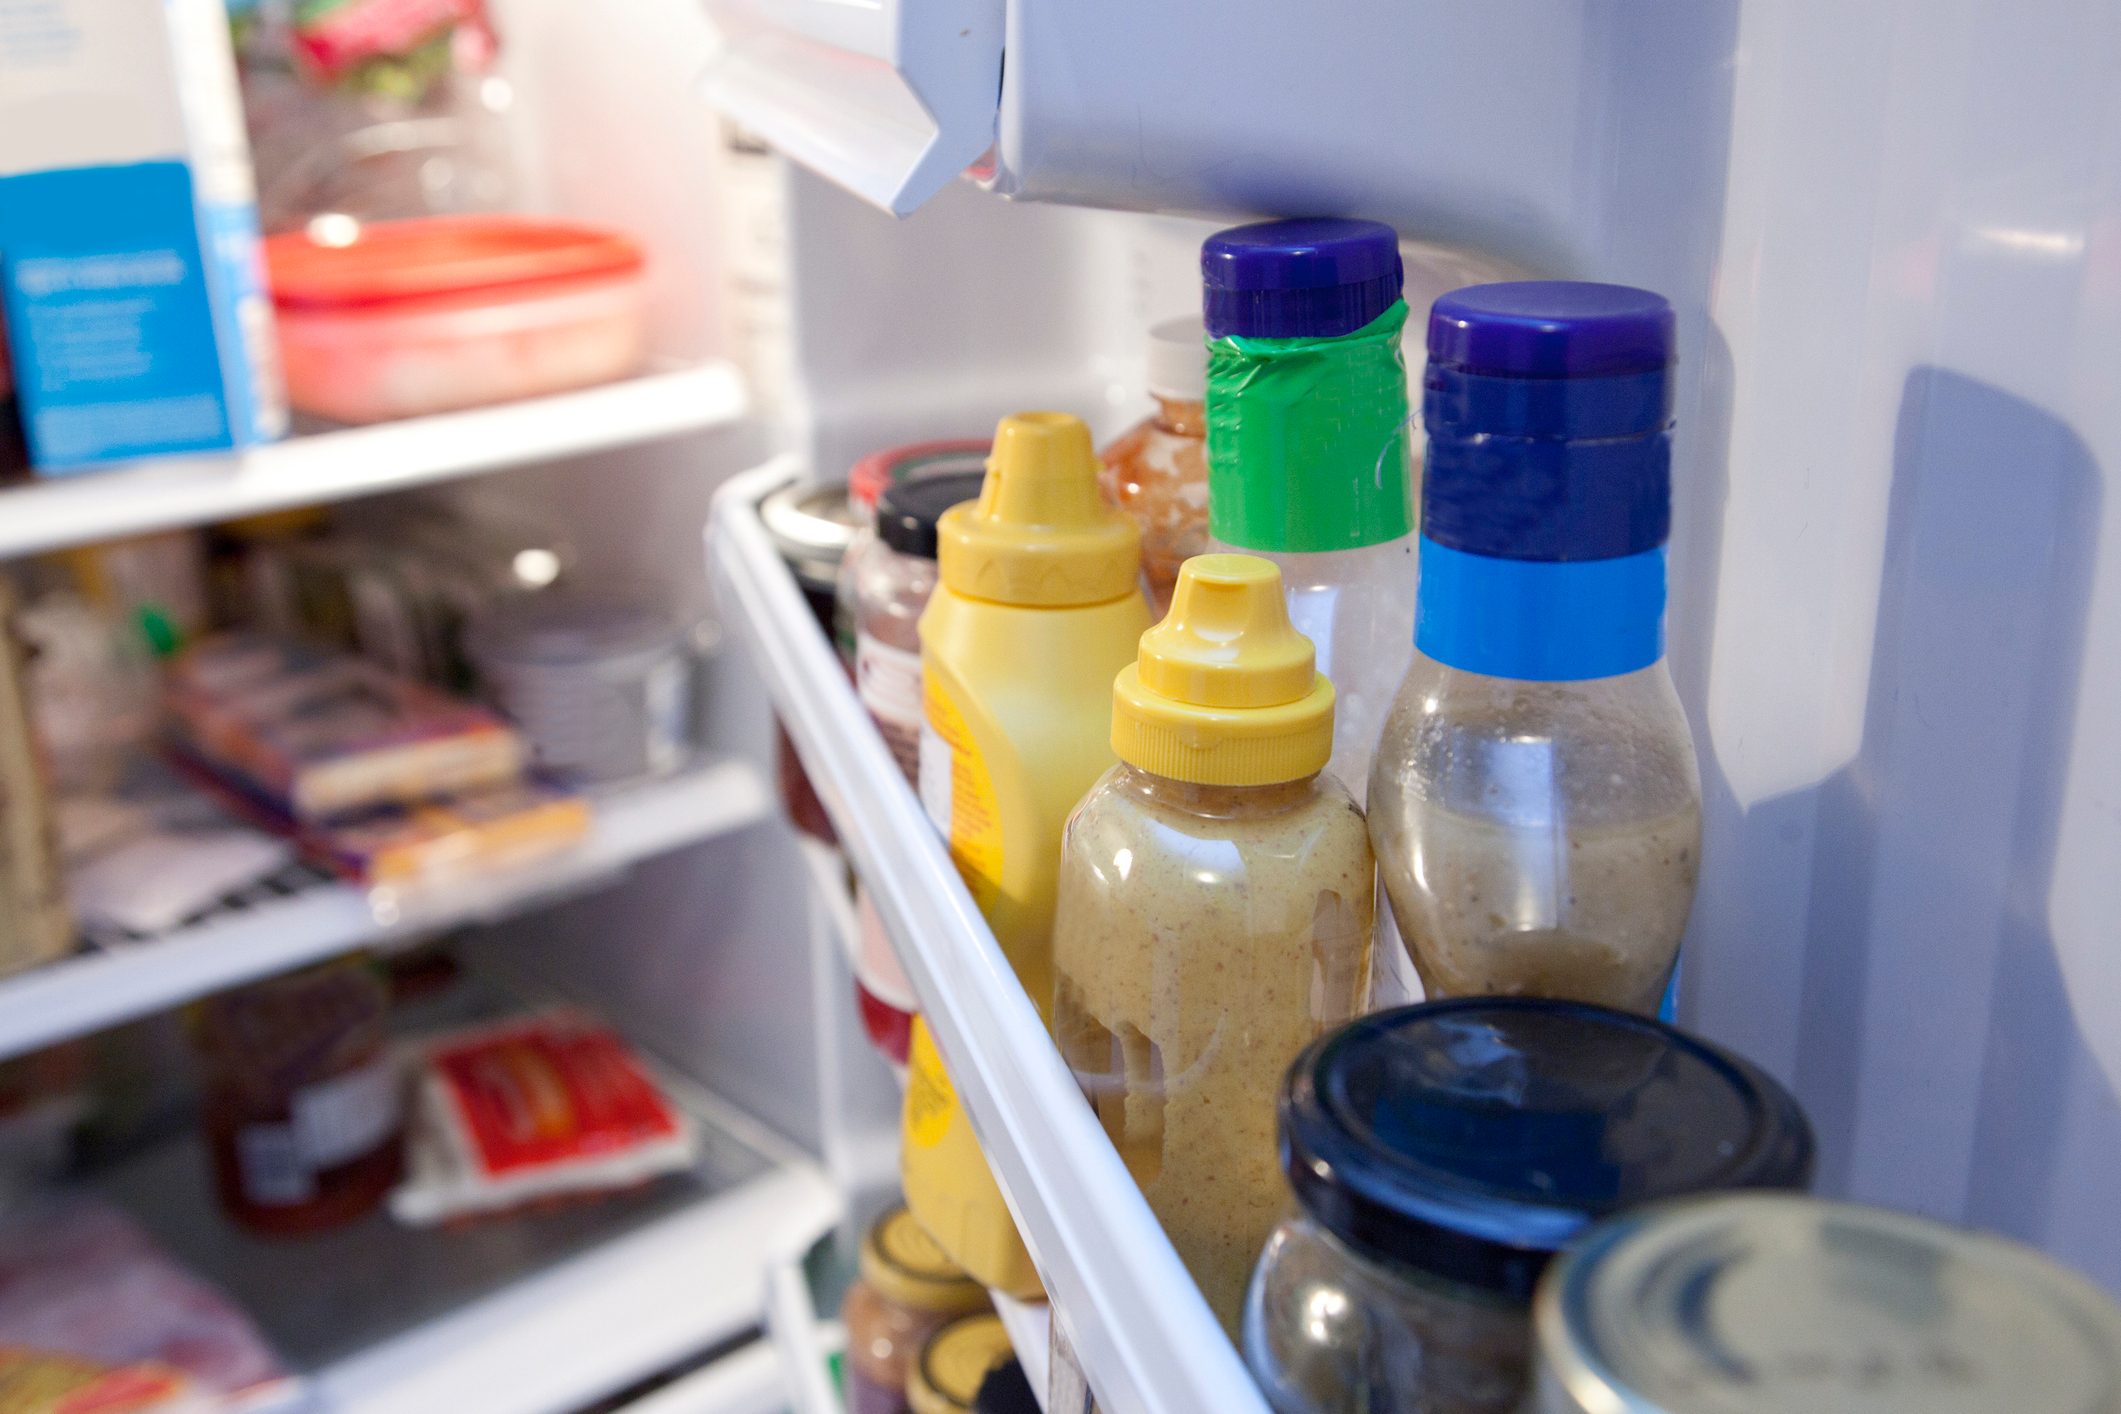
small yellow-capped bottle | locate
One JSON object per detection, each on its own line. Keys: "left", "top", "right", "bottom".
{"left": 916, "top": 411, "right": 1151, "bottom": 1017}
{"left": 1050, "top": 553, "right": 1376, "bottom": 1335}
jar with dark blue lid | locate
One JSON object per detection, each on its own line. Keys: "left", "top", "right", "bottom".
{"left": 1242, "top": 998, "right": 1813, "bottom": 1414}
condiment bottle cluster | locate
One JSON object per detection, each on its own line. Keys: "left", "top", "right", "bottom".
{"left": 775, "top": 219, "right": 2121, "bottom": 1414}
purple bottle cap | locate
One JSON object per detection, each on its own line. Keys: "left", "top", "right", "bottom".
{"left": 1427, "top": 282, "right": 1674, "bottom": 378}
{"left": 1201, "top": 218, "right": 1404, "bottom": 340}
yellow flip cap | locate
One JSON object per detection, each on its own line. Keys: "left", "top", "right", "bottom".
{"left": 1110, "top": 554, "right": 1336, "bottom": 786}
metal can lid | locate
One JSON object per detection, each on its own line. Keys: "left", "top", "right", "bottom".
{"left": 1535, "top": 1193, "right": 2121, "bottom": 1414}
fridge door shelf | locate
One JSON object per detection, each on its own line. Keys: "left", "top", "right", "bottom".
{"left": 698, "top": 0, "right": 1004, "bottom": 217}
{"left": 708, "top": 458, "right": 1268, "bottom": 1414}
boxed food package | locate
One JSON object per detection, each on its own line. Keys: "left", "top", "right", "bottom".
{"left": 391, "top": 1010, "right": 697, "bottom": 1225}
{"left": 167, "top": 635, "right": 526, "bottom": 822}
{"left": 0, "top": 582, "right": 74, "bottom": 977}
{"left": 0, "top": 0, "right": 286, "bottom": 470}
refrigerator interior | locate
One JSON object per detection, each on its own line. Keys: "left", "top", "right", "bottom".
{"left": 2, "top": 0, "right": 2118, "bottom": 1409}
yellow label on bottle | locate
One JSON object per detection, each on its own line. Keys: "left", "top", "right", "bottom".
{"left": 903, "top": 1022, "right": 956, "bottom": 1150}
{"left": 919, "top": 675, "right": 1003, "bottom": 908}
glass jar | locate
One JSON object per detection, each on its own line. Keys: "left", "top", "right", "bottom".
{"left": 1369, "top": 283, "right": 1699, "bottom": 1014}
{"left": 192, "top": 956, "right": 404, "bottom": 1236}
{"left": 837, "top": 440, "right": 990, "bottom": 664}
{"left": 1535, "top": 1194, "right": 2121, "bottom": 1414}
{"left": 851, "top": 470, "right": 985, "bottom": 783}
{"left": 1242, "top": 999, "right": 1815, "bottom": 1414}
{"left": 842, "top": 1206, "right": 990, "bottom": 1414}
{"left": 761, "top": 480, "right": 862, "bottom": 843}
{"left": 1099, "top": 316, "right": 1208, "bottom": 616}
{"left": 908, "top": 1314, "right": 1015, "bottom": 1414}
{"left": 1052, "top": 555, "right": 1374, "bottom": 1334}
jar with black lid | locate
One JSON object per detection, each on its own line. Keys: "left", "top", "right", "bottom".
{"left": 1241, "top": 998, "right": 1815, "bottom": 1414}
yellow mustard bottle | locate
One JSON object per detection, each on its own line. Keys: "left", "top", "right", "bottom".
{"left": 917, "top": 411, "right": 1151, "bottom": 1016}
{"left": 901, "top": 1017, "right": 1043, "bottom": 1299}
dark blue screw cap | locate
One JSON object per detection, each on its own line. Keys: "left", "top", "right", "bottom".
{"left": 1421, "top": 281, "right": 1676, "bottom": 563}
{"left": 1281, "top": 999, "right": 1815, "bottom": 1303}
{"left": 1427, "top": 281, "right": 1674, "bottom": 378}
{"left": 1201, "top": 218, "right": 1403, "bottom": 339}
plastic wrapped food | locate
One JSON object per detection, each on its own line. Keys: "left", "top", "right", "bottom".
{"left": 390, "top": 1010, "right": 697, "bottom": 1225}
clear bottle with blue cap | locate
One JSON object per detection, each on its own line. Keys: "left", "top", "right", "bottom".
{"left": 1368, "top": 282, "right": 1702, "bottom": 1015}
{"left": 1200, "top": 218, "right": 1418, "bottom": 809}
{"left": 1241, "top": 998, "right": 1815, "bottom": 1414}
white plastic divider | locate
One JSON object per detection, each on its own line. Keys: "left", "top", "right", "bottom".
{"left": 0, "top": 363, "right": 746, "bottom": 561}
{"left": 709, "top": 459, "right": 1268, "bottom": 1414}
{"left": 697, "top": 0, "right": 1003, "bottom": 216}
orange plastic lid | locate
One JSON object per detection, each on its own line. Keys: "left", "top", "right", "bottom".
{"left": 266, "top": 215, "right": 646, "bottom": 311}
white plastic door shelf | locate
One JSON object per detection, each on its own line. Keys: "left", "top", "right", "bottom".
{"left": 709, "top": 459, "right": 1267, "bottom": 1414}
{"left": 699, "top": 0, "right": 1003, "bottom": 216}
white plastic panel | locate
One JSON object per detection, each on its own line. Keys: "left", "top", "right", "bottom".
{"left": 700, "top": 0, "right": 1003, "bottom": 216}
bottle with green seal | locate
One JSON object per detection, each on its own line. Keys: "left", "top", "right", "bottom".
{"left": 1202, "top": 218, "right": 1418, "bottom": 809}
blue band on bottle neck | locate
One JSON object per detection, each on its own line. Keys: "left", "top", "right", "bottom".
{"left": 1416, "top": 538, "right": 1666, "bottom": 681}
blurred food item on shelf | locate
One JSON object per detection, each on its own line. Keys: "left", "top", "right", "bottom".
{"left": 0, "top": 1195, "right": 294, "bottom": 1406}
{"left": 908, "top": 1313, "right": 1014, "bottom": 1414}
{"left": 166, "top": 634, "right": 526, "bottom": 823}
{"left": 1533, "top": 1193, "right": 2121, "bottom": 1414}
{"left": 56, "top": 531, "right": 213, "bottom": 654}
{"left": 0, "top": 317, "right": 25, "bottom": 482}
{"left": 761, "top": 479, "right": 863, "bottom": 844}
{"left": 1099, "top": 316, "right": 1208, "bottom": 615}
{"left": 466, "top": 595, "right": 693, "bottom": 785}
{"left": 233, "top": 0, "right": 520, "bottom": 233}
{"left": 191, "top": 956, "right": 405, "bottom": 1236}
{"left": 283, "top": 780, "right": 588, "bottom": 895}
{"left": 1243, "top": 999, "right": 1814, "bottom": 1414}
{"left": 0, "top": 0, "right": 285, "bottom": 472}
{"left": 390, "top": 1009, "right": 698, "bottom": 1225}
{"left": 208, "top": 498, "right": 577, "bottom": 692}
{"left": 69, "top": 825, "right": 293, "bottom": 938}
{"left": 842, "top": 1205, "right": 990, "bottom": 1414}
{"left": 264, "top": 216, "right": 648, "bottom": 423}
{"left": 17, "top": 593, "right": 160, "bottom": 798}
{"left": 0, "top": 581, "right": 73, "bottom": 978}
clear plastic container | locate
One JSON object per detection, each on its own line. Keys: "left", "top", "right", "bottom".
{"left": 1243, "top": 999, "right": 1815, "bottom": 1414}
{"left": 851, "top": 470, "right": 985, "bottom": 783}
{"left": 1370, "top": 283, "right": 1700, "bottom": 1014}
{"left": 842, "top": 1206, "right": 990, "bottom": 1414}
{"left": 265, "top": 216, "right": 647, "bottom": 422}
{"left": 1052, "top": 556, "right": 1374, "bottom": 1333}
{"left": 1099, "top": 316, "right": 1207, "bottom": 615}
{"left": 1536, "top": 1193, "right": 2121, "bottom": 1414}
{"left": 1200, "top": 220, "right": 1417, "bottom": 808}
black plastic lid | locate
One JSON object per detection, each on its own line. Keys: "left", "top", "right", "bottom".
{"left": 1281, "top": 999, "right": 1815, "bottom": 1302}
{"left": 878, "top": 470, "right": 987, "bottom": 560}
